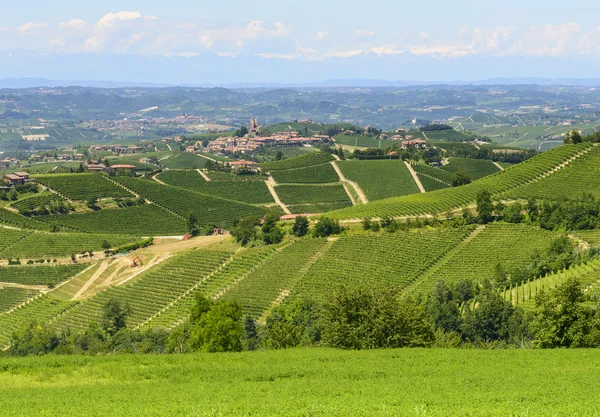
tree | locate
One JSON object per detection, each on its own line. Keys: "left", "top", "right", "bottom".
{"left": 187, "top": 211, "right": 198, "bottom": 235}
{"left": 313, "top": 217, "right": 342, "bottom": 237}
{"left": 292, "top": 216, "right": 310, "bottom": 237}
{"left": 235, "top": 126, "right": 249, "bottom": 137}
{"left": 504, "top": 203, "right": 524, "bottom": 224}
{"left": 102, "top": 298, "right": 131, "bottom": 336}
{"left": 101, "top": 240, "right": 111, "bottom": 251}
{"left": 533, "top": 278, "right": 599, "bottom": 348}
{"left": 563, "top": 129, "right": 583, "bottom": 144}
{"left": 232, "top": 217, "right": 259, "bottom": 246}
{"left": 264, "top": 299, "right": 321, "bottom": 349}
{"left": 261, "top": 211, "right": 283, "bottom": 244}
{"left": 244, "top": 316, "right": 260, "bottom": 351}
{"left": 320, "top": 286, "right": 434, "bottom": 349}
{"left": 275, "top": 151, "right": 283, "bottom": 161}
{"left": 476, "top": 190, "right": 494, "bottom": 224}
{"left": 188, "top": 299, "right": 244, "bottom": 352}
{"left": 452, "top": 170, "right": 472, "bottom": 187}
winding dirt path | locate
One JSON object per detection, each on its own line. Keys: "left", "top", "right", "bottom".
{"left": 492, "top": 161, "right": 504, "bottom": 171}
{"left": 330, "top": 161, "right": 369, "bottom": 204}
{"left": 265, "top": 177, "right": 291, "bottom": 215}
{"left": 196, "top": 169, "right": 212, "bottom": 182}
{"left": 404, "top": 161, "right": 426, "bottom": 193}
{"left": 152, "top": 173, "right": 167, "bottom": 185}
{"left": 73, "top": 260, "right": 109, "bottom": 300}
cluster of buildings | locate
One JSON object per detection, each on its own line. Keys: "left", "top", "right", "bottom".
{"left": 203, "top": 131, "right": 330, "bottom": 156}
{"left": 30, "top": 153, "right": 85, "bottom": 163}
{"left": 85, "top": 163, "right": 137, "bottom": 174}
{"left": 89, "top": 144, "right": 147, "bottom": 154}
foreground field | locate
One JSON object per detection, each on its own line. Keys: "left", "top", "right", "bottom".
{"left": 0, "top": 348, "right": 599, "bottom": 416}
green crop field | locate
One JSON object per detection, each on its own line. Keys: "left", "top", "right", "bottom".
{"left": 330, "top": 144, "right": 590, "bottom": 219}
{"left": 0, "top": 349, "right": 599, "bottom": 416}
{"left": 114, "top": 176, "right": 266, "bottom": 228}
{"left": 158, "top": 170, "right": 274, "bottom": 204}
{"left": 275, "top": 184, "right": 352, "bottom": 213}
{"left": 440, "top": 157, "right": 501, "bottom": 180}
{"left": 262, "top": 152, "right": 334, "bottom": 171}
{"left": 0, "top": 208, "right": 54, "bottom": 231}
{"left": 35, "top": 173, "right": 133, "bottom": 201}
{"left": 502, "top": 145, "right": 600, "bottom": 201}
{"left": 337, "top": 160, "right": 420, "bottom": 200}
{"left": 10, "top": 194, "right": 66, "bottom": 213}
{"left": 270, "top": 163, "right": 339, "bottom": 184}
{"left": 0, "top": 232, "right": 140, "bottom": 259}
{"left": 38, "top": 205, "right": 187, "bottom": 235}
{"left": 160, "top": 153, "right": 209, "bottom": 169}
{"left": 333, "top": 135, "right": 398, "bottom": 148}
{"left": 0, "top": 264, "right": 87, "bottom": 286}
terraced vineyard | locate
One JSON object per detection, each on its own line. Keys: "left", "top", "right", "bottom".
{"left": 158, "top": 170, "right": 274, "bottom": 204}
{"left": 404, "top": 223, "right": 560, "bottom": 296}
{"left": 441, "top": 157, "right": 501, "bottom": 180}
{"left": 11, "top": 194, "right": 66, "bottom": 213}
{"left": 337, "top": 160, "right": 420, "bottom": 200}
{"left": 0, "top": 208, "right": 53, "bottom": 230}
{"left": 224, "top": 239, "right": 329, "bottom": 318}
{"left": 52, "top": 250, "right": 232, "bottom": 332}
{"left": 0, "top": 228, "right": 31, "bottom": 253}
{"left": 412, "top": 164, "right": 454, "bottom": 192}
{"left": 0, "top": 296, "right": 76, "bottom": 346}
{"left": 114, "top": 176, "right": 266, "bottom": 228}
{"left": 0, "top": 288, "right": 38, "bottom": 312}
{"left": 262, "top": 152, "right": 334, "bottom": 171}
{"left": 145, "top": 248, "right": 277, "bottom": 329}
{"left": 289, "top": 227, "right": 473, "bottom": 302}
{"left": 270, "top": 163, "right": 339, "bottom": 184}
{"left": 275, "top": 184, "right": 352, "bottom": 213}
{"left": 0, "top": 264, "right": 87, "bottom": 286}
{"left": 0, "top": 232, "right": 140, "bottom": 259}
{"left": 160, "top": 153, "right": 209, "bottom": 169}
{"left": 502, "top": 145, "right": 600, "bottom": 201}
{"left": 504, "top": 259, "right": 600, "bottom": 310}
{"left": 35, "top": 173, "right": 133, "bottom": 200}
{"left": 38, "top": 205, "right": 187, "bottom": 235}
{"left": 329, "top": 144, "right": 591, "bottom": 219}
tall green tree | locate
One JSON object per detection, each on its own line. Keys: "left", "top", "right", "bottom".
{"left": 476, "top": 190, "right": 494, "bottom": 224}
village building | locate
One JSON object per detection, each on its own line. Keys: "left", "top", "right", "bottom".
{"left": 86, "top": 163, "right": 107, "bottom": 172}
{"left": 228, "top": 160, "right": 259, "bottom": 173}
{"left": 401, "top": 139, "right": 427, "bottom": 150}
{"left": 2, "top": 172, "right": 34, "bottom": 186}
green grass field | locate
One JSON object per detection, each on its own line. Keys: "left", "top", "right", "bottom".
{"left": 337, "top": 160, "right": 420, "bottom": 200}
{"left": 0, "top": 348, "right": 598, "bottom": 416}
{"left": 270, "top": 163, "right": 339, "bottom": 184}
{"left": 160, "top": 153, "right": 209, "bottom": 169}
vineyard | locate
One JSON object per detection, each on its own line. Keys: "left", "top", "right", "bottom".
{"left": 114, "top": 176, "right": 266, "bottom": 227}
{"left": 329, "top": 144, "right": 591, "bottom": 219}
{"left": 38, "top": 205, "right": 187, "bottom": 235}
{"left": 440, "top": 157, "right": 501, "bottom": 180}
{"left": 261, "top": 152, "right": 334, "bottom": 171}
{"left": 412, "top": 164, "right": 453, "bottom": 191}
{"left": 501, "top": 145, "right": 600, "bottom": 201}
{"left": 35, "top": 173, "right": 133, "bottom": 200}
{"left": 289, "top": 227, "right": 473, "bottom": 302}
{"left": 403, "top": 223, "right": 560, "bottom": 296}
{"left": 158, "top": 170, "right": 274, "bottom": 204}
{"left": 0, "top": 208, "right": 53, "bottom": 230}
{"left": 0, "top": 287, "right": 38, "bottom": 313}
{"left": 275, "top": 184, "right": 352, "bottom": 213}
{"left": 337, "top": 160, "right": 420, "bottom": 200}
{"left": 0, "top": 296, "right": 76, "bottom": 346}
{"left": 51, "top": 250, "right": 232, "bottom": 332}
{"left": 270, "top": 163, "right": 339, "bottom": 184}
{"left": 223, "top": 239, "right": 329, "bottom": 318}
{"left": 0, "top": 264, "right": 87, "bottom": 286}
{"left": 0, "top": 232, "right": 140, "bottom": 259}
{"left": 160, "top": 153, "right": 209, "bottom": 170}
{"left": 144, "top": 248, "right": 277, "bottom": 329}
{"left": 10, "top": 194, "right": 67, "bottom": 213}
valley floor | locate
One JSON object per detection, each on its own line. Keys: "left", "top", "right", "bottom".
{"left": 0, "top": 348, "right": 599, "bottom": 416}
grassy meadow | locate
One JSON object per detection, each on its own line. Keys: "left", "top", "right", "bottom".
{"left": 0, "top": 348, "right": 599, "bottom": 416}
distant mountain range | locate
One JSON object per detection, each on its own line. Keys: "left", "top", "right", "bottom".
{"left": 1, "top": 49, "right": 600, "bottom": 88}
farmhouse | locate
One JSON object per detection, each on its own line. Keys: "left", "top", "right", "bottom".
{"left": 228, "top": 160, "right": 259, "bottom": 173}
{"left": 401, "top": 139, "right": 427, "bottom": 149}
{"left": 109, "top": 164, "right": 137, "bottom": 174}
{"left": 2, "top": 172, "right": 34, "bottom": 186}
{"left": 86, "top": 163, "right": 107, "bottom": 172}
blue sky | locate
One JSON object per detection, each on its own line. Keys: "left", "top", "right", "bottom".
{"left": 1, "top": 0, "right": 599, "bottom": 83}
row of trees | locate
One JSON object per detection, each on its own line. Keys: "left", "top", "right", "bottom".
{"left": 7, "top": 276, "right": 600, "bottom": 356}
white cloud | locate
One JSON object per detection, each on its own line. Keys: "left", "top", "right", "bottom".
{"left": 199, "top": 20, "right": 292, "bottom": 50}
{"left": 256, "top": 52, "right": 300, "bottom": 59}
{"left": 17, "top": 22, "right": 47, "bottom": 36}
{"left": 356, "top": 29, "right": 375, "bottom": 38}
{"left": 313, "top": 31, "right": 327, "bottom": 41}
{"left": 59, "top": 19, "right": 88, "bottom": 30}
{"left": 0, "top": 26, "right": 10, "bottom": 32}
{"left": 97, "top": 11, "right": 154, "bottom": 28}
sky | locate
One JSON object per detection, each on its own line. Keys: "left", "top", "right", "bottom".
{"left": 1, "top": 0, "right": 600, "bottom": 84}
